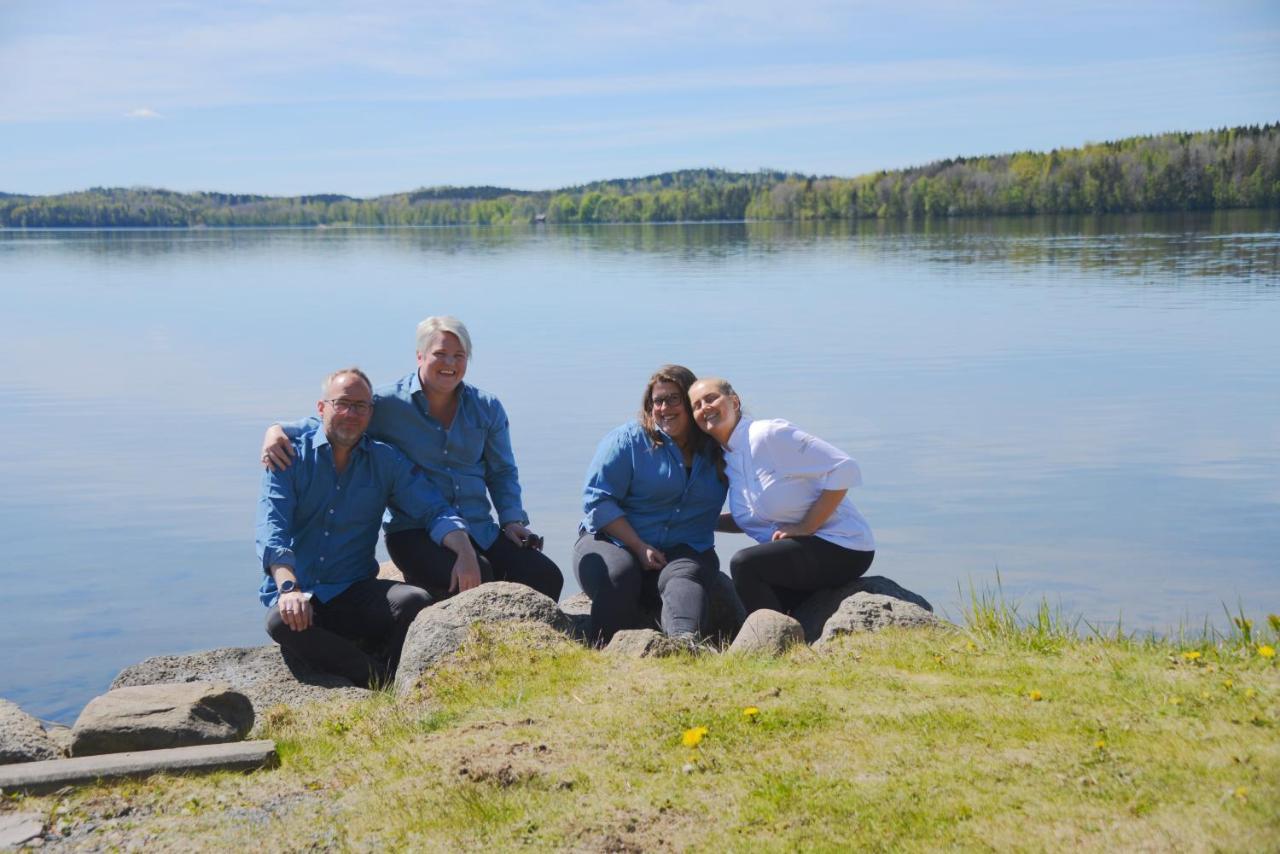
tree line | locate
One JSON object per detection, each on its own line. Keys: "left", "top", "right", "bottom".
{"left": 2, "top": 125, "right": 1276, "bottom": 228}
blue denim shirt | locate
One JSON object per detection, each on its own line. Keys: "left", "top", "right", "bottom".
{"left": 256, "top": 423, "right": 467, "bottom": 608}
{"left": 281, "top": 373, "right": 526, "bottom": 549}
{"left": 580, "top": 421, "right": 727, "bottom": 552}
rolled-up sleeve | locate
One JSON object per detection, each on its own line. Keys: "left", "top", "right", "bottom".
{"left": 582, "top": 430, "right": 630, "bottom": 532}
{"left": 481, "top": 399, "right": 528, "bottom": 527}
{"left": 255, "top": 468, "right": 297, "bottom": 573}
{"left": 276, "top": 416, "right": 317, "bottom": 440}
{"left": 762, "top": 420, "right": 862, "bottom": 491}
{"left": 387, "top": 452, "right": 468, "bottom": 546}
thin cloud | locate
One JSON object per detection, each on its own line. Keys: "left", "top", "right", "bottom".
{"left": 125, "top": 107, "right": 161, "bottom": 119}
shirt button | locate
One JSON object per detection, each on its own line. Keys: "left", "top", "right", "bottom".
{"left": 328, "top": 509, "right": 335, "bottom": 514}
{"left": 319, "top": 557, "right": 325, "bottom": 562}
{"left": 336, "top": 485, "right": 341, "bottom": 490}
{"left": 324, "top": 531, "right": 330, "bottom": 537}
{"left": 443, "top": 449, "right": 449, "bottom": 455}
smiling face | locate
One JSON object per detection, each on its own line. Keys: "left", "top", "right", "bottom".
{"left": 688, "top": 378, "right": 740, "bottom": 445}
{"left": 417, "top": 330, "right": 468, "bottom": 396}
{"left": 318, "top": 371, "right": 374, "bottom": 449}
{"left": 648, "top": 380, "right": 692, "bottom": 445}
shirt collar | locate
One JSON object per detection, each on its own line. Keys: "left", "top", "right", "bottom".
{"left": 409, "top": 369, "right": 471, "bottom": 402}
{"left": 725, "top": 415, "right": 752, "bottom": 453}
{"left": 314, "top": 427, "right": 370, "bottom": 455}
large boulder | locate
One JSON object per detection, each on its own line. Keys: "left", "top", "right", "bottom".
{"left": 111, "top": 645, "right": 370, "bottom": 721}
{"left": 396, "top": 582, "right": 572, "bottom": 696}
{"left": 792, "top": 576, "right": 939, "bottom": 645}
{"left": 0, "top": 699, "right": 61, "bottom": 765}
{"left": 70, "top": 682, "right": 254, "bottom": 756}
{"left": 559, "top": 570, "right": 746, "bottom": 644}
{"left": 728, "top": 610, "right": 805, "bottom": 656}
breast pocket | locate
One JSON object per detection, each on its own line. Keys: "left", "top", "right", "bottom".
{"left": 344, "top": 487, "right": 387, "bottom": 525}
{"left": 451, "top": 427, "right": 486, "bottom": 465}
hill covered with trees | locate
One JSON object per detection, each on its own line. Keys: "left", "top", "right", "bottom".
{"left": 2, "top": 125, "right": 1276, "bottom": 228}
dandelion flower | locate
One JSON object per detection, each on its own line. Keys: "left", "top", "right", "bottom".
{"left": 682, "top": 726, "right": 708, "bottom": 748}
{"left": 1222, "top": 679, "right": 1234, "bottom": 690}
{"left": 1169, "top": 696, "right": 1182, "bottom": 706}
{"left": 742, "top": 707, "right": 760, "bottom": 721}
{"left": 1095, "top": 739, "right": 1106, "bottom": 749}
{"left": 1245, "top": 688, "right": 1257, "bottom": 699}
{"left": 1028, "top": 690, "right": 1043, "bottom": 702}
{"left": 1258, "top": 645, "right": 1276, "bottom": 659}
{"left": 1234, "top": 786, "right": 1249, "bottom": 801}
{"left": 1181, "top": 650, "right": 1202, "bottom": 661}
{"left": 967, "top": 641, "right": 977, "bottom": 652}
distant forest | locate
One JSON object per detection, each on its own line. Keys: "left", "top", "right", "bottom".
{"left": 2, "top": 125, "right": 1277, "bottom": 228}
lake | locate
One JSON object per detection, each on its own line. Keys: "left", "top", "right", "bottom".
{"left": 2, "top": 212, "right": 1277, "bottom": 724}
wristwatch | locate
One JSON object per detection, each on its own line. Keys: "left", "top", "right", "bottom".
{"left": 279, "top": 579, "right": 297, "bottom": 594}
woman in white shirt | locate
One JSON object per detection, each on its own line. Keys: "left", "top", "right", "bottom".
{"left": 688, "top": 377, "right": 875, "bottom": 615}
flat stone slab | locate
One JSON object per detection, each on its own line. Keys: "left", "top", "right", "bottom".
{"left": 0, "top": 812, "right": 44, "bottom": 847}
{"left": 0, "top": 739, "right": 277, "bottom": 795}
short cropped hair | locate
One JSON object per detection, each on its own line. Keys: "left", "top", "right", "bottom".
{"left": 415, "top": 315, "right": 473, "bottom": 359}
{"left": 321, "top": 366, "right": 373, "bottom": 396}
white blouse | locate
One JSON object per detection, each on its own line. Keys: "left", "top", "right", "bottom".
{"left": 724, "top": 417, "right": 875, "bottom": 552}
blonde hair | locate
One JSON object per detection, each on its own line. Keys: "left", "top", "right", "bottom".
{"left": 415, "top": 315, "right": 473, "bottom": 359}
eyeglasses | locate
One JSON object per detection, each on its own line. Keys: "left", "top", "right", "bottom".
{"left": 651, "top": 394, "right": 684, "bottom": 410}
{"left": 326, "top": 399, "right": 373, "bottom": 415}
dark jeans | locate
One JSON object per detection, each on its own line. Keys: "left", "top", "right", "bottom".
{"left": 385, "top": 528, "right": 564, "bottom": 603}
{"left": 730, "top": 536, "right": 874, "bottom": 615}
{"left": 265, "top": 576, "right": 430, "bottom": 688}
{"left": 573, "top": 531, "right": 720, "bottom": 644}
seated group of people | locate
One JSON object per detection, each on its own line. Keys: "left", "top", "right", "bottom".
{"left": 254, "top": 316, "right": 876, "bottom": 687}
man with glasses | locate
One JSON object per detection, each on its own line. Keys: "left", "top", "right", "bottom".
{"left": 255, "top": 367, "right": 481, "bottom": 687}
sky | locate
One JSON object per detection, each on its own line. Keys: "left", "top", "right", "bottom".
{"left": 1, "top": 0, "right": 1278, "bottom": 197}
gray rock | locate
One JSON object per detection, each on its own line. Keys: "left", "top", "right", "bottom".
{"left": 728, "top": 610, "right": 805, "bottom": 655}
{"left": 111, "top": 645, "right": 370, "bottom": 722}
{"left": 43, "top": 724, "right": 74, "bottom": 757}
{"left": 559, "top": 570, "right": 746, "bottom": 644}
{"left": 71, "top": 682, "right": 254, "bottom": 756}
{"left": 396, "top": 582, "right": 572, "bottom": 696}
{"left": 0, "top": 699, "right": 61, "bottom": 765}
{"left": 793, "top": 575, "right": 936, "bottom": 643}
{"left": 0, "top": 812, "right": 44, "bottom": 847}
{"left": 811, "top": 591, "right": 940, "bottom": 647}
{"left": 604, "top": 629, "right": 688, "bottom": 658}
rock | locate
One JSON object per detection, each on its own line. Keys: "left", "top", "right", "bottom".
{"left": 793, "top": 575, "right": 937, "bottom": 643}
{"left": 111, "top": 645, "right": 370, "bottom": 722}
{"left": 43, "top": 724, "right": 74, "bottom": 757}
{"left": 70, "top": 682, "right": 254, "bottom": 756}
{"left": 0, "top": 699, "right": 61, "bottom": 765}
{"left": 559, "top": 570, "right": 746, "bottom": 644}
{"left": 0, "top": 812, "right": 44, "bottom": 847}
{"left": 728, "top": 610, "right": 805, "bottom": 655}
{"left": 604, "top": 629, "right": 688, "bottom": 658}
{"left": 396, "top": 582, "right": 572, "bottom": 695}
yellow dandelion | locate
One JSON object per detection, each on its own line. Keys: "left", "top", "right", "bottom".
{"left": 1028, "top": 690, "right": 1043, "bottom": 702}
{"left": 967, "top": 641, "right": 977, "bottom": 652}
{"left": 1094, "top": 739, "right": 1106, "bottom": 749}
{"left": 1245, "top": 688, "right": 1257, "bottom": 699}
{"left": 1181, "top": 650, "right": 1202, "bottom": 661}
{"left": 1169, "top": 696, "right": 1182, "bottom": 706}
{"left": 1222, "top": 679, "right": 1234, "bottom": 690}
{"left": 1234, "top": 786, "right": 1249, "bottom": 802}
{"left": 681, "top": 726, "right": 708, "bottom": 748}
{"left": 1258, "top": 645, "right": 1276, "bottom": 659}
{"left": 742, "top": 706, "right": 760, "bottom": 721}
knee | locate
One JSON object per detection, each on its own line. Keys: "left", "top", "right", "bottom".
{"left": 391, "top": 585, "right": 431, "bottom": 622}
{"left": 729, "top": 547, "right": 761, "bottom": 583}
{"left": 265, "top": 607, "right": 297, "bottom": 643}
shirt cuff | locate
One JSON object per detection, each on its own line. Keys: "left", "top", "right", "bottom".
{"left": 497, "top": 508, "right": 530, "bottom": 528}
{"left": 821, "top": 458, "right": 862, "bottom": 491}
{"left": 429, "top": 517, "right": 469, "bottom": 546}
{"left": 584, "top": 502, "right": 625, "bottom": 533}
{"left": 262, "top": 549, "right": 296, "bottom": 574}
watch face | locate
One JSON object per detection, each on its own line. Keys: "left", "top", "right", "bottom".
{"left": 280, "top": 580, "right": 296, "bottom": 593}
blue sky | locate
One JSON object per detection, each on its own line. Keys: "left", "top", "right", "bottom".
{"left": 1, "top": 0, "right": 1277, "bottom": 196}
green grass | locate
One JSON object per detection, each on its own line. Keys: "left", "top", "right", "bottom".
{"left": 7, "top": 609, "right": 1279, "bottom": 851}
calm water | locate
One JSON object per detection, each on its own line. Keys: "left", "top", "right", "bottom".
{"left": 2, "top": 213, "right": 1278, "bottom": 723}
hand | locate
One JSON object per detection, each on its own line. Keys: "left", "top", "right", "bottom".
{"left": 772, "top": 523, "right": 810, "bottom": 541}
{"left": 277, "top": 590, "right": 312, "bottom": 631}
{"left": 261, "top": 425, "right": 295, "bottom": 471}
{"left": 449, "top": 551, "right": 482, "bottom": 594}
{"left": 502, "top": 521, "right": 533, "bottom": 547}
{"left": 634, "top": 543, "right": 668, "bottom": 571}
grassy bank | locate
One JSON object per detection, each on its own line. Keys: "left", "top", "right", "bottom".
{"left": 6, "top": 605, "right": 1279, "bottom": 851}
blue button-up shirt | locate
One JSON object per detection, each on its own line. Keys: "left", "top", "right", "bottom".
{"left": 580, "top": 421, "right": 727, "bottom": 552}
{"left": 282, "top": 373, "right": 527, "bottom": 549}
{"left": 256, "top": 423, "right": 467, "bottom": 607}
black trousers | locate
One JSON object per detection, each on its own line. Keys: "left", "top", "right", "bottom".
{"left": 729, "top": 536, "right": 874, "bottom": 615}
{"left": 573, "top": 531, "right": 720, "bottom": 644}
{"left": 384, "top": 528, "right": 564, "bottom": 603}
{"left": 265, "top": 576, "right": 430, "bottom": 688}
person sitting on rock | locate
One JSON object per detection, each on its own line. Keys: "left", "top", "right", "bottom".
{"left": 255, "top": 367, "right": 482, "bottom": 688}
{"left": 687, "top": 377, "right": 876, "bottom": 616}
